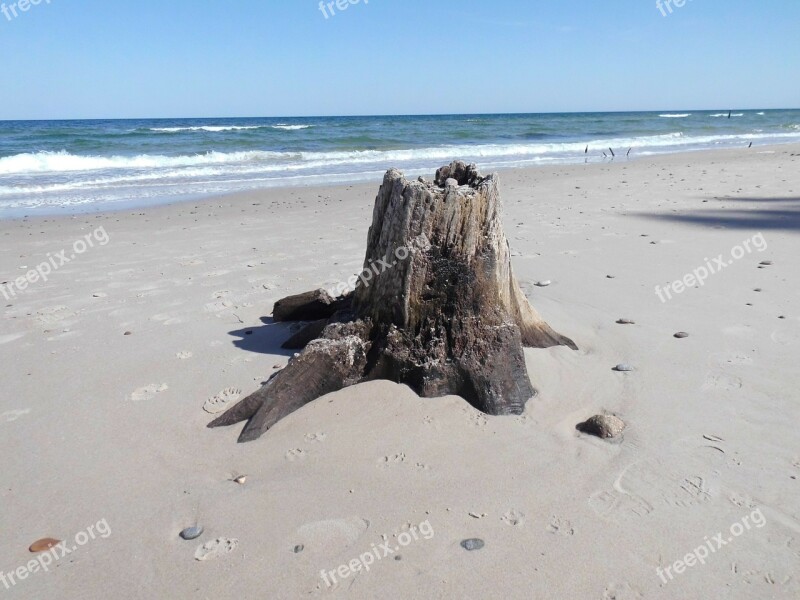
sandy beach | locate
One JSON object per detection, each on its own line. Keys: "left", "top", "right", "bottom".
{"left": 1, "top": 145, "right": 799, "bottom": 599}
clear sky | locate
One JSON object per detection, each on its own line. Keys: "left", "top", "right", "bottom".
{"left": 1, "top": 0, "right": 797, "bottom": 119}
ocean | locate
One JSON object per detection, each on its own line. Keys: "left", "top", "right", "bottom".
{"left": 1, "top": 110, "right": 799, "bottom": 217}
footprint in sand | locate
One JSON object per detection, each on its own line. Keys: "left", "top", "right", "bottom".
{"left": 729, "top": 491, "right": 758, "bottom": 510}
{"left": 740, "top": 569, "right": 796, "bottom": 589}
{"left": 702, "top": 371, "right": 743, "bottom": 392}
{"left": 465, "top": 410, "right": 488, "bottom": 428}
{"left": 589, "top": 490, "right": 653, "bottom": 521}
{"left": 285, "top": 449, "right": 307, "bottom": 461}
{"left": 1, "top": 409, "right": 30, "bottom": 423}
{"left": 710, "top": 352, "right": 753, "bottom": 366}
{"left": 590, "top": 453, "right": 716, "bottom": 523}
{"left": 176, "top": 351, "right": 193, "bottom": 360}
{"left": 603, "top": 582, "right": 643, "bottom": 600}
{"left": 547, "top": 516, "right": 575, "bottom": 536}
{"left": 293, "top": 517, "right": 370, "bottom": 557}
{"left": 378, "top": 453, "right": 406, "bottom": 467}
{"left": 204, "top": 300, "right": 234, "bottom": 313}
{"left": 36, "top": 306, "right": 73, "bottom": 325}
{"left": 501, "top": 509, "right": 526, "bottom": 527}
{"left": 128, "top": 384, "right": 168, "bottom": 402}
{"left": 194, "top": 538, "right": 238, "bottom": 561}
{"left": 616, "top": 459, "right": 713, "bottom": 509}
{"left": 304, "top": 432, "right": 327, "bottom": 443}
{"left": 203, "top": 388, "right": 241, "bottom": 415}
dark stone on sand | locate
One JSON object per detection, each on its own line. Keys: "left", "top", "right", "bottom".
{"left": 577, "top": 414, "right": 626, "bottom": 439}
{"left": 616, "top": 319, "right": 635, "bottom": 325}
{"left": 180, "top": 526, "right": 204, "bottom": 541}
{"left": 293, "top": 545, "right": 304, "bottom": 554}
{"left": 674, "top": 332, "right": 689, "bottom": 339}
{"left": 613, "top": 363, "right": 634, "bottom": 372}
{"left": 461, "top": 538, "right": 485, "bottom": 551}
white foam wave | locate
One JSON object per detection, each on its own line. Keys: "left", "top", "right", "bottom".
{"left": 149, "top": 124, "right": 312, "bottom": 133}
{"left": 150, "top": 125, "right": 267, "bottom": 132}
{"left": 3, "top": 131, "right": 800, "bottom": 186}
{"left": 660, "top": 113, "right": 691, "bottom": 118}
{"left": 272, "top": 124, "right": 313, "bottom": 130}
{"left": 0, "top": 150, "right": 297, "bottom": 175}
{"left": 710, "top": 113, "right": 744, "bottom": 117}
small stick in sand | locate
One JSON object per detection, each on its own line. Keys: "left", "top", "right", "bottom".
{"left": 627, "top": 147, "right": 632, "bottom": 157}
{"left": 585, "top": 145, "right": 588, "bottom": 154}
{"left": 748, "top": 142, "right": 753, "bottom": 148}
{"left": 608, "top": 148, "right": 615, "bottom": 158}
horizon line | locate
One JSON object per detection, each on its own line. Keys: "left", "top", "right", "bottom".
{"left": 1, "top": 107, "right": 797, "bottom": 123}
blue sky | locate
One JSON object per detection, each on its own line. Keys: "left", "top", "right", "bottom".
{"left": 0, "top": 0, "right": 797, "bottom": 119}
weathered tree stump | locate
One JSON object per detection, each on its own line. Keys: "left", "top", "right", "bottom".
{"left": 209, "top": 161, "right": 577, "bottom": 442}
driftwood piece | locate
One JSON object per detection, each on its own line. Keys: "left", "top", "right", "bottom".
{"left": 210, "top": 161, "right": 577, "bottom": 442}
{"left": 272, "top": 289, "right": 338, "bottom": 322}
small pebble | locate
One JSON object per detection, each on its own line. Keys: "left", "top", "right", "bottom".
{"left": 29, "top": 538, "right": 61, "bottom": 553}
{"left": 123, "top": 331, "right": 132, "bottom": 336}
{"left": 293, "top": 545, "right": 304, "bottom": 554}
{"left": 180, "top": 526, "right": 204, "bottom": 541}
{"left": 760, "top": 261, "right": 773, "bottom": 266}
{"left": 613, "top": 364, "right": 634, "bottom": 372}
{"left": 461, "top": 539, "right": 485, "bottom": 551}
{"left": 754, "top": 288, "right": 762, "bottom": 292}
{"left": 233, "top": 475, "right": 247, "bottom": 485}
{"left": 394, "top": 555, "right": 402, "bottom": 561}
{"left": 616, "top": 319, "right": 635, "bottom": 325}
{"left": 535, "top": 281, "right": 551, "bottom": 287}
{"left": 606, "top": 275, "right": 616, "bottom": 279}
{"left": 674, "top": 332, "right": 689, "bottom": 339}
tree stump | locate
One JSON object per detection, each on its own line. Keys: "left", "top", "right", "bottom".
{"left": 209, "top": 161, "right": 577, "bottom": 442}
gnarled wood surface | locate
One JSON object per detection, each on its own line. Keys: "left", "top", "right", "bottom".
{"left": 209, "top": 161, "right": 576, "bottom": 442}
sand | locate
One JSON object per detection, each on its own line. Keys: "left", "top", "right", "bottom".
{"left": 1, "top": 145, "right": 798, "bottom": 599}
